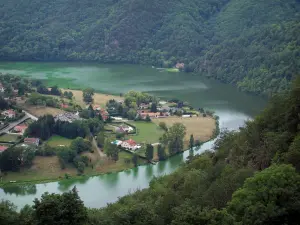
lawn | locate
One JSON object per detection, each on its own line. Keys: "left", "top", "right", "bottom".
{"left": 127, "top": 121, "right": 164, "bottom": 143}
{"left": 46, "top": 135, "right": 73, "bottom": 147}
{"left": 0, "top": 134, "right": 20, "bottom": 143}
{"left": 152, "top": 116, "right": 216, "bottom": 143}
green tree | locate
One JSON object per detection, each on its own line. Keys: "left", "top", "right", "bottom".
{"left": 33, "top": 187, "right": 87, "bottom": 225}
{"left": 157, "top": 144, "right": 166, "bottom": 161}
{"left": 228, "top": 164, "right": 300, "bottom": 225}
{"left": 83, "top": 88, "right": 95, "bottom": 104}
{"left": 151, "top": 103, "right": 157, "bottom": 112}
{"left": 0, "top": 200, "right": 19, "bottom": 225}
{"left": 189, "top": 134, "right": 194, "bottom": 150}
{"left": 97, "top": 131, "right": 106, "bottom": 147}
{"left": 163, "top": 123, "right": 186, "bottom": 155}
{"left": 145, "top": 114, "right": 151, "bottom": 122}
{"left": 145, "top": 144, "right": 154, "bottom": 161}
{"left": 159, "top": 121, "right": 168, "bottom": 131}
{"left": 104, "top": 139, "right": 119, "bottom": 161}
{"left": 127, "top": 108, "right": 137, "bottom": 120}
{"left": 70, "top": 137, "right": 92, "bottom": 154}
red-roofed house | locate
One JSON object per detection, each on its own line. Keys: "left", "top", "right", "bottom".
{"left": 121, "top": 139, "right": 140, "bottom": 150}
{"left": 24, "top": 138, "right": 40, "bottom": 146}
{"left": 93, "top": 105, "right": 101, "bottom": 111}
{"left": 0, "top": 146, "right": 8, "bottom": 153}
{"left": 14, "top": 125, "right": 28, "bottom": 134}
{"left": 100, "top": 109, "right": 109, "bottom": 121}
{"left": 1, "top": 109, "right": 16, "bottom": 118}
{"left": 60, "top": 103, "right": 69, "bottom": 109}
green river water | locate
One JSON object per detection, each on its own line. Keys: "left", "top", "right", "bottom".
{"left": 0, "top": 62, "right": 266, "bottom": 209}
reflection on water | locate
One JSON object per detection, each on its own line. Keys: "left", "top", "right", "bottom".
{"left": 3, "top": 184, "right": 37, "bottom": 196}
{"left": 145, "top": 165, "right": 153, "bottom": 179}
{"left": 58, "top": 176, "right": 90, "bottom": 192}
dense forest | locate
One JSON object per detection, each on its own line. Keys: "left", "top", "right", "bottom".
{"left": 2, "top": 79, "right": 300, "bottom": 224}
{"left": 0, "top": 0, "right": 299, "bottom": 95}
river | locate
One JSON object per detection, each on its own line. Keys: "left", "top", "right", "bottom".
{"left": 0, "top": 62, "right": 266, "bottom": 209}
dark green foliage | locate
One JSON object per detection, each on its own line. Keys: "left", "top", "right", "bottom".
{"left": 96, "top": 131, "right": 105, "bottom": 147}
{"left": 0, "top": 97, "right": 9, "bottom": 110}
{"left": 33, "top": 187, "right": 87, "bottom": 225}
{"left": 157, "top": 144, "right": 166, "bottom": 161}
{"left": 189, "top": 134, "right": 194, "bottom": 150}
{"left": 150, "top": 103, "right": 157, "bottom": 113}
{"left": 27, "top": 93, "right": 58, "bottom": 107}
{"left": 145, "top": 144, "right": 154, "bottom": 161}
{"left": 83, "top": 88, "right": 95, "bottom": 104}
{"left": 104, "top": 139, "right": 119, "bottom": 161}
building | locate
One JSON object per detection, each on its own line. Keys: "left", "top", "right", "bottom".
{"left": 139, "top": 103, "right": 149, "bottom": 110}
{"left": 0, "top": 83, "right": 5, "bottom": 93}
{"left": 100, "top": 109, "right": 109, "bottom": 121}
{"left": 0, "top": 146, "right": 8, "bottom": 153}
{"left": 24, "top": 138, "right": 40, "bottom": 146}
{"left": 121, "top": 139, "right": 141, "bottom": 151}
{"left": 60, "top": 103, "right": 69, "bottom": 109}
{"left": 14, "top": 125, "right": 28, "bottom": 134}
{"left": 93, "top": 105, "right": 101, "bottom": 111}
{"left": 111, "top": 140, "right": 123, "bottom": 146}
{"left": 1, "top": 109, "right": 16, "bottom": 118}
{"left": 54, "top": 112, "right": 81, "bottom": 123}
{"left": 116, "top": 125, "right": 134, "bottom": 133}
{"left": 138, "top": 112, "right": 169, "bottom": 119}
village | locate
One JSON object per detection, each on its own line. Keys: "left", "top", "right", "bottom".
{"left": 0, "top": 73, "right": 217, "bottom": 185}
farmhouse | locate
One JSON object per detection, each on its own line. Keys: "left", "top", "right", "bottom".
{"left": 138, "top": 112, "right": 169, "bottom": 119}
{"left": 14, "top": 125, "right": 28, "bottom": 134}
{"left": 24, "top": 138, "right": 40, "bottom": 146}
{"left": 1, "top": 109, "right": 16, "bottom": 118}
{"left": 100, "top": 109, "right": 109, "bottom": 121}
{"left": 121, "top": 139, "right": 141, "bottom": 151}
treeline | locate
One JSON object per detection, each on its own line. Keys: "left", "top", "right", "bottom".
{"left": 26, "top": 115, "right": 104, "bottom": 140}
{"left": 0, "top": 0, "right": 299, "bottom": 95}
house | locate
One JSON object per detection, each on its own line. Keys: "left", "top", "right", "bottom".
{"left": 54, "top": 112, "right": 81, "bottom": 123}
{"left": 60, "top": 103, "right": 69, "bottom": 109}
{"left": 0, "top": 146, "right": 8, "bottom": 153}
{"left": 0, "top": 83, "right": 5, "bottom": 93}
{"left": 100, "top": 109, "right": 109, "bottom": 121}
{"left": 139, "top": 103, "right": 149, "bottom": 110}
{"left": 116, "top": 125, "right": 134, "bottom": 133}
{"left": 14, "top": 125, "right": 28, "bottom": 134}
{"left": 93, "top": 105, "right": 101, "bottom": 111}
{"left": 175, "top": 62, "right": 185, "bottom": 69}
{"left": 121, "top": 139, "right": 141, "bottom": 151}
{"left": 138, "top": 112, "right": 169, "bottom": 119}
{"left": 24, "top": 138, "right": 40, "bottom": 146}
{"left": 13, "top": 89, "right": 18, "bottom": 96}
{"left": 1, "top": 109, "right": 16, "bottom": 118}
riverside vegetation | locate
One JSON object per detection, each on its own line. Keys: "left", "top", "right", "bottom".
{"left": 0, "top": 0, "right": 299, "bottom": 96}
{"left": 1, "top": 77, "right": 300, "bottom": 224}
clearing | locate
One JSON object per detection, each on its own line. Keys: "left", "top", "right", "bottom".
{"left": 152, "top": 116, "right": 215, "bottom": 143}
{"left": 62, "top": 89, "right": 123, "bottom": 108}
{"left": 0, "top": 134, "right": 20, "bottom": 143}
{"left": 46, "top": 135, "right": 73, "bottom": 147}
{"left": 127, "top": 121, "right": 164, "bottom": 143}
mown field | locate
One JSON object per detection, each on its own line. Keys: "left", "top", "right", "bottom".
{"left": 46, "top": 135, "right": 73, "bottom": 147}
{"left": 152, "top": 116, "right": 215, "bottom": 143}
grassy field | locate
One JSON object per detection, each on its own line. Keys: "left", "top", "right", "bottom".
{"left": 0, "top": 134, "right": 20, "bottom": 143}
{"left": 62, "top": 89, "right": 123, "bottom": 108}
{"left": 127, "top": 121, "right": 164, "bottom": 143}
{"left": 23, "top": 105, "right": 64, "bottom": 117}
{"left": 152, "top": 116, "right": 215, "bottom": 143}
{"left": 46, "top": 135, "right": 73, "bottom": 147}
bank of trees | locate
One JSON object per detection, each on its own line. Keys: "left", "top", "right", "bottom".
{"left": 0, "top": 1, "right": 299, "bottom": 95}
{"left": 26, "top": 115, "right": 104, "bottom": 140}
{"left": 2, "top": 78, "right": 300, "bottom": 225}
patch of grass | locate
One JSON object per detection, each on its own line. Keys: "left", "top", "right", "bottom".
{"left": 127, "top": 121, "right": 164, "bottom": 143}
{"left": 165, "top": 68, "right": 179, "bottom": 72}
{"left": 46, "top": 135, "right": 73, "bottom": 147}
{"left": 0, "top": 134, "right": 20, "bottom": 143}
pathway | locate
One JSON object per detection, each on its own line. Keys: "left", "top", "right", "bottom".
{"left": 92, "top": 137, "right": 107, "bottom": 158}
{"left": 0, "top": 115, "right": 29, "bottom": 134}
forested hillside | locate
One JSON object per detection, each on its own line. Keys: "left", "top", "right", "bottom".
{"left": 2, "top": 78, "right": 300, "bottom": 224}
{"left": 0, "top": 0, "right": 300, "bottom": 95}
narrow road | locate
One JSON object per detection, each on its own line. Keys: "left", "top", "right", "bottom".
{"left": 92, "top": 137, "right": 107, "bottom": 158}
{"left": 23, "top": 110, "right": 38, "bottom": 121}
{"left": 0, "top": 115, "right": 29, "bottom": 134}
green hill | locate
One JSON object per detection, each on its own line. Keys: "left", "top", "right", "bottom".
{"left": 0, "top": 0, "right": 299, "bottom": 95}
